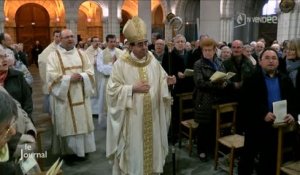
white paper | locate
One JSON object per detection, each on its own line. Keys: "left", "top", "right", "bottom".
{"left": 273, "top": 100, "right": 287, "bottom": 124}
{"left": 184, "top": 69, "right": 194, "bottom": 77}
{"left": 20, "top": 156, "right": 38, "bottom": 174}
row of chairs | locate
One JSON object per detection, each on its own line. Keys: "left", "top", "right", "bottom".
{"left": 177, "top": 92, "right": 299, "bottom": 175}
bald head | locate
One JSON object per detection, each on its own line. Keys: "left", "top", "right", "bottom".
{"left": 231, "top": 40, "right": 243, "bottom": 57}
{"left": 60, "top": 29, "right": 75, "bottom": 50}
{"left": 155, "top": 39, "right": 165, "bottom": 54}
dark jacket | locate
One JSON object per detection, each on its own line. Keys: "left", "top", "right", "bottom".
{"left": 170, "top": 48, "right": 194, "bottom": 93}
{"left": 223, "top": 55, "right": 255, "bottom": 83}
{"left": 4, "top": 68, "right": 33, "bottom": 118}
{"left": 193, "top": 57, "right": 228, "bottom": 123}
{"left": 240, "top": 67, "right": 297, "bottom": 131}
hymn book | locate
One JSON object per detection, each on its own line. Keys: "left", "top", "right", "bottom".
{"left": 209, "top": 71, "right": 236, "bottom": 82}
{"left": 184, "top": 69, "right": 194, "bottom": 77}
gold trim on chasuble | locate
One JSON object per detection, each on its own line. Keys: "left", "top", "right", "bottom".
{"left": 55, "top": 50, "right": 86, "bottom": 134}
{"left": 122, "top": 53, "right": 153, "bottom": 174}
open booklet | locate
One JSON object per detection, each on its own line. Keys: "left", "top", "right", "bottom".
{"left": 184, "top": 69, "right": 194, "bottom": 77}
{"left": 209, "top": 71, "right": 236, "bottom": 82}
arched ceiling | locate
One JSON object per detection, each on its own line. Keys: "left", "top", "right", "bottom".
{"left": 121, "top": 0, "right": 161, "bottom": 17}
{"left": 79, "top": 0, "right": 103, "bottom": 20}
{"left": 4, "top": 0, "right": 65, "bottom": 23}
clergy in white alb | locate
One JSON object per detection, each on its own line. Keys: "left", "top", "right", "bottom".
{"left": 96, "top": 34, "right": 122, "bottom": 125}
{"left": 46, "top": 29, "right": 96, "bottom": 157}
{"left": 85, "top": 36, "right": 102, "bottom": 115}
{"left": 38, "top": 30, "right": 61, "bottom": 113}
{"left": 106, "top": 16, "right": 176, "bottom": 175}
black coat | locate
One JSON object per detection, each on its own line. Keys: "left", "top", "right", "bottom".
{"left": 4, "top": 68, "right": 33, "bottom": 118}
{"left": 193, "top": 57, "right": 228, "bottom": 123}
{"left": 170, "top": 48, "right": 194, "bottom": 93}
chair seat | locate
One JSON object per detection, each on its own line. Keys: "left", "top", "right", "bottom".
{"left": 181, "top": 119, "right": 199, "bottom": 128}
{"left": 218, "top": 134, "right": 244, "bottom": 148}
{"left": 281, "top": 161, "right": 300, "bottom": 175}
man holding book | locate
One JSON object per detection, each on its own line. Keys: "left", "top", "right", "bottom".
{"left": 238, "top": 48, "right": 297, "bottom": 175}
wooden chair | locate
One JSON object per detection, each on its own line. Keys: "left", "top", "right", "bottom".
{"left": 273, "top": 122, "right": 300, "bottom": 175}
{"left": 177, "top": 93, "right": 198, "bottom": 156}
{"left": 213, "top": 102, "right": 244, "bottom": 175}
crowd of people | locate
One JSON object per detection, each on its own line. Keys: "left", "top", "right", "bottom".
{"left": 0, "top": 15, "right": 300, "bottom": 175}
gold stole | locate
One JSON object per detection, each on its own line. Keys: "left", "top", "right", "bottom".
{"left": 55, "top": 49, "right": 84, "bottom": 134}
{"left": 122, "top": 52, "right": 153, "bottom": 174}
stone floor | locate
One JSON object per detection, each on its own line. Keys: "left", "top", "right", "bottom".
{"left": 29, "top": 65, "right": 235, "bottom": 175}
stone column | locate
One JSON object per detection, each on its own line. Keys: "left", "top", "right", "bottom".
{"left": 199, "top": 0, "right": 221, "bottom": 41}
{"left": 66, "top": 18, "right": 78, "bottom": 43}
{"left": 0, "top": 0, "right": 5, "bottom": 33}
{"left": 108, "top": 0, "right": 120, "bottom": 38}
{"left": 64, "top": 2, "right": 79, "bottom": 43}
{"left": 277, "top": 1, "right": 300, "bottom": 42}
{"left": 220, "top": 18, "right": 234, "bottom": 43}
{"left": 220, "top": 0, "right": 234, "bottom": 43}
{"left": 138, "top": 0, "right": 151, "bottom": 42}
{"left": 102, "top": 17, "right": 108, "bottom": 40}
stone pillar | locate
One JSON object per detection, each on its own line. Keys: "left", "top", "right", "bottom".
{"left": 199, "top": 0, "right": 221, "bottom": 41}
{"left": 108, "top": 0, "right": 120, "bottom": 38}
{"left": 64, "top": 1, "right": 79, "bottom": 43}
{"left": 220, "top": 18, "right": 234, "bottom": 43}
{"left": 102, "top": 17, "right": 109, "bottom": 40}
{"left": 0, "top": 0, "right": 5, "bottom": 33}
{"left": 220, "top": 0, "right": 234, "bottom": 43}
{"left": 66, "top": 18, "right": 78, "bottom": 43}
{"left": 138, "top": 0, "right": 151, "bottom": 42}
{"left": 277, "top": 1, "right": 300, "bottom": 42}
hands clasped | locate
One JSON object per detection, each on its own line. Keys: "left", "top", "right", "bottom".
{"left": 133, "top": 81, "right": 150, "bottom": 93}
{"left": 71, "top": 73, "right": 83, "bottom": 82}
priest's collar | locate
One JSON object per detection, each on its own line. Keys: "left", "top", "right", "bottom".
{"left": 121, "top": 51, "right": 152, "bottom": 67}
{"left": 59, "top": 45, "right": 76, "bottom": 53}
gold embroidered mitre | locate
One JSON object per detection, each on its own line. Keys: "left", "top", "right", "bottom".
{"left": 123, "top": 16, "right": 147, "bottom": 43}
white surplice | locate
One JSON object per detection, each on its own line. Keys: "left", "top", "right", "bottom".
{"left": 106, "top": 51, "right": 172, "bottom": 175}
{"left": 47, "top": 46, "right": 96, "bottom": 157}
{"left": 38, "top": 42, "right": 59, "bottom": 94}
{"left": 96, "top": 47, "right": 122, "bottom": 125}
{"left": 85, "top": 45, "right": 102, "bottom": 115}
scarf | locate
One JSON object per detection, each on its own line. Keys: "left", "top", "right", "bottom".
{"left": 286, "top": 59, "right": 300, "bottom": 87}
{"left": 0, "top": 70, "right": 8, "bottom": 86}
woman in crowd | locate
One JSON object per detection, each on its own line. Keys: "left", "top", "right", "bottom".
{"left": 193, "top": 38, "right": 229, "bottom": 161}
{"left": 220, "top": 46, "right": 232, "bottom": 61}
{"left": 0, "top": 47, "right": 32, "bottom": 119}
{"left": 286, "top": 38, "right": 300, "bottom": 114}
{"left": 0, "top": 90, "right": 20, "bottom": 174}
{"left": 243, "top": 44, "right": 257, "bottom": 66}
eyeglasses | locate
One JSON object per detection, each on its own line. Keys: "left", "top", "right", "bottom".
{"left": 61, "top": 35, "right": 74, "bottom": 39}
{"left": 1, "top": 119, "right": 16, "bottom": 142}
